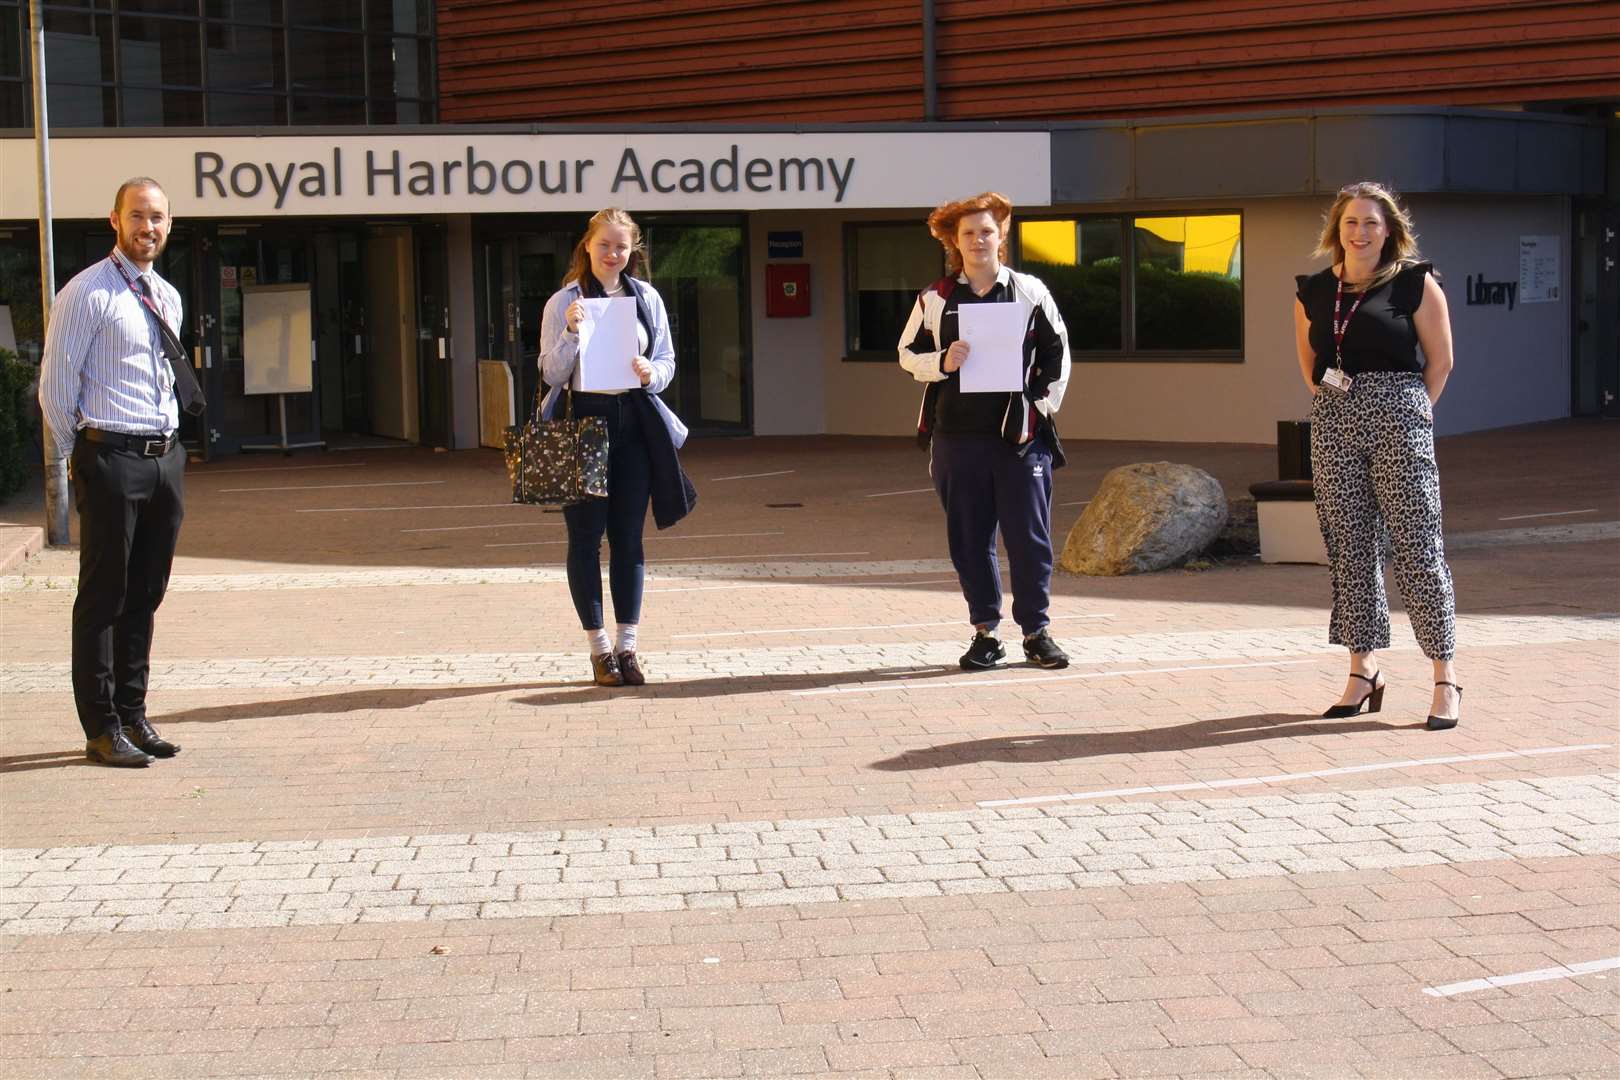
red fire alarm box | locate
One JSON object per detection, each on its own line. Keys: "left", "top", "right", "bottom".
{"left": 765, "top": 263, "right": 812, "bottom": 318}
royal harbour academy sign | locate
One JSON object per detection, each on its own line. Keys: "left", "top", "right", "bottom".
{"left": 0, "top": 132, "right": 1052, "bottom": 219}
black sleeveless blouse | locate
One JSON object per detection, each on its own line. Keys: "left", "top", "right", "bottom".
{"left": 1295, "top": 262, "right": 1435, "bottom": 383}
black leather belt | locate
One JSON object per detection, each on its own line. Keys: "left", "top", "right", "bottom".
{"left": 81, "top": 428, "right": 176, "bottom": 457}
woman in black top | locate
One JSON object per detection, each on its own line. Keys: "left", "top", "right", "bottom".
{"left": 1293, "top": 181, "right": 1462, "bottom": 730}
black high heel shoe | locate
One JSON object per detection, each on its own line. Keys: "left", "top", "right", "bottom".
{"left": 1427, "top": 681, "right": 1463, "bottom": 731}
{"left": 1322, "top": 671, "right": 1384, "bottom": 718}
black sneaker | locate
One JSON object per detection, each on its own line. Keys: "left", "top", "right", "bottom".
{"left": 959, "top": 630, "right": 1006, "bottom": 671}
{"left": 1023, "top": 629, "right": 1070, "bottom": 669}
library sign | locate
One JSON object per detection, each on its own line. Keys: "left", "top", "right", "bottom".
{"left": 1, "top": 132, "right": 1052, "bottom": 218}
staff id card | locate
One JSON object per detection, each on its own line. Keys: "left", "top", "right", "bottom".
{"left": 955, "top": 302, "right": 1025, "bottom": 393}
{"left": 576, "top": 297, "right": 641, "bottom": 391}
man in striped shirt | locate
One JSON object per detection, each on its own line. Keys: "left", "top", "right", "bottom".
{"left": 38, "top": 178, "right": 187, "bottom": 767}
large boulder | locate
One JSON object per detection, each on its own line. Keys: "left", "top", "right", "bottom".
{"left": 1060, "top": 462, "right": 1229, "bottom": 575}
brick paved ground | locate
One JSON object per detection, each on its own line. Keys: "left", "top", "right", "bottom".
{"left": 1, "top": 420, "right": 1616, "bottom": 1079}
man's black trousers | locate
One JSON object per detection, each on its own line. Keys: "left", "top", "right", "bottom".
{"left": 69, "top": 436, "right": 185, "bottom": 739}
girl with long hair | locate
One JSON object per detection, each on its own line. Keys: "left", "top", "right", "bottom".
{"left": 538, "top": 208, "right": 695, "bottom": 686}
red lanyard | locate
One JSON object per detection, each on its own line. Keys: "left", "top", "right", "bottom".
{"left": 109, "top": 251, "right": 172, "bottom": 331}
{"left": 1331, "top": 278, "right": 1365, "bottom": 369}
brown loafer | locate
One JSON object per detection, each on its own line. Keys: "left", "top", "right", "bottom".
{"left": 590, "top": 652, "right": 623, "bottom": 687}
{"left": 86, "top": 728, "right": 153, "bottom": 768}
{"left": 617, "top": 652, "right": 645, "bottom": 686}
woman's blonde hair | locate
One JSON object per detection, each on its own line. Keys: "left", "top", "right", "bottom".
{"left": 563, "top": 208, "right": 648, "bottom": 292}
{"left": 927, "top": 191, "right": 1013, "bottom": 275}
{"left": 1314, "top": 181, "right": 1423, "bottom": 290}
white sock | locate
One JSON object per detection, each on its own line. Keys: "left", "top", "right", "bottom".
{"left": 615, "top": 623, "right": 639, "bottom": 655}
{"left": 586, "top": 628, "right": 611, "bottom": 656}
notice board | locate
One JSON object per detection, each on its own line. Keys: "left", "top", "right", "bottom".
{"left": 242, "top": 283, "right": 313, "bottom": 395}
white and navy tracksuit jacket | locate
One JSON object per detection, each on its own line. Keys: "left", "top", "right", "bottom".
{"left": 897, "top": 266, "right": 1072, "bottom": 466}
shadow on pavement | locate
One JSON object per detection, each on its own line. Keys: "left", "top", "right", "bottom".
{"left": 150, "top": 683, "right": 562, "bottom": 724}
{"left": 868, "top": 711, "right": 1421, "bottom": 771}
{"left": 0, "top": 751, "right": 99, "bottom": 774}
{"left": 513, "top": 663, "right": 966, "bottom": 706}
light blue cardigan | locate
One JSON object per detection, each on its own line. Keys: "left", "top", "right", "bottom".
{"left": 537, "top": 276, "right": 688, "bottom": 447}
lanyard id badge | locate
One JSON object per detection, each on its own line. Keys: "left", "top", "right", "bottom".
{"left": 1323, "top": 277, "right": 1365, "bottom": 394}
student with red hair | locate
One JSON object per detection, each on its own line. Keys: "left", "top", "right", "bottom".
{"left": 898, "top": 192, "right": 1073, "bottom": 671}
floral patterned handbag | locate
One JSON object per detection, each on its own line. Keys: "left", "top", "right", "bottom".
{"left": 503, "top": 388, "right": 610, "bottom": 506}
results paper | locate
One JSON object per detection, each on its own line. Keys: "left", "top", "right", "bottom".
{"left": 577, "top": 297, "right": 641, "bottom": 391}
{"left": 956, "top": 302, "right": 1026, "bottom": 393}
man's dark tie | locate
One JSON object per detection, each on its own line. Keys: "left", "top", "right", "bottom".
{"left": 137, "top": 277, "right": 206, "bottom": 416}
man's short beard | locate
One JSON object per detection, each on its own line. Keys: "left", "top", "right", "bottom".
{"left": 118, "top": 232, "right": 167, "bottom": 263}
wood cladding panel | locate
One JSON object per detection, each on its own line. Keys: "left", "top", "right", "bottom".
{"left": 935, "top": 0, "right": 1620, "bottom": 119}
{"left": 434, "top": 0, "right": 1620, "bottom": 123}
{"left": 436, "top": 0, "right": 924, "bottom": 123}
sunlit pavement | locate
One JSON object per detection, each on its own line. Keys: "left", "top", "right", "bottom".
{"left": 1, "top": 420, "right": 1616, "bottom": 1079}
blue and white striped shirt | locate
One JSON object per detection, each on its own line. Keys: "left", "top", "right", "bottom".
{"left": 37, "top": 248, "right": 182, "bottom": 460}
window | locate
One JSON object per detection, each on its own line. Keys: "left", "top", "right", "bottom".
{"left": 1017, "top": 212, "right": 1243, "bottom": 359}
{"left": 6, "top": 0, "right": 433, "bottom": 127}
{"left": 844, "top": 222, "right": 943, "bottom": 360}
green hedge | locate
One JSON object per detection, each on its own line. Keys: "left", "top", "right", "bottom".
{"left": 0, "top": 348, "right": 33, "bottom": 501}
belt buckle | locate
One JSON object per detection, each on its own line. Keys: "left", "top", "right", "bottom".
{"left": 143, "top": 437, "right": 167, "bottom": 457}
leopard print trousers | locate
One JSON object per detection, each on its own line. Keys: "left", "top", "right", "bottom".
{"left": 1309, "top": 372, "right": 1456, "bottom": 660}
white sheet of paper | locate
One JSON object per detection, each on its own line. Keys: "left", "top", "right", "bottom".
{"left": 955, "top": 302, "right": 1025, "bottom": 393}
{"left": 576, "top": 297, "right": 641, "bottom": 391}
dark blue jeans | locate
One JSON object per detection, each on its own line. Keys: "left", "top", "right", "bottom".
{"left": 563, "top": 392, "right": 653, "bottom": 630}
{"left": 929, "top": 432, "right": 1055, "bottom": 636}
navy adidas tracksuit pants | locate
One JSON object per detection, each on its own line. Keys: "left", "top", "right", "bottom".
{"left": 929, "top": 432, "right": 1055, "bottom": 636}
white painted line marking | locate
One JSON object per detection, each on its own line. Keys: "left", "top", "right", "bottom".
{"left": 219, "top": 480, "right": 446, "bottom": 494}
{"left": 980, "top": 743, "right": 1614, "bottom": 809}
{"left": 654, "top": 550, "right": 869, "bottom": 563}
{"left": 1422, "top": 956, "right": 1620, "bottom": 997}
{"left": 193, "top": 463, "right": 366, "bottom": 476}
{"left": 1060, "top": 500, "right": 1091, "bottom": 507}
{"left": 672, "top": 612, "right": 1114, "bottom": 640}
{"left": 795, "top": 658, "right": 1323, "bottom": 698}
{"left": 709, "top": 469, "right": 796, "bottom": 482}
{"left": 403, "top": 522, "right": 552, "bottom": 534}
{"left": 486, "top": 530, "right": 784, "bottom": 549}
{"left": 865, "top": 487, "right": 934, "bottom": 498}
{"left": 646, "top": 577, "right": 959, "bottom": 595}
{"left": 325, "top": 442, "right": 414, "bottom": 451}
{"left": 298, "top": 503, "right": 515, "bottom": 514}
{"left": 1497, "top": 508, "right": 1599, "bottom": 522}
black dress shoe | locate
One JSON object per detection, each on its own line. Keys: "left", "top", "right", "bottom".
{"left": 124, "top": 717, "right": 179, "bottom": 757}
{"left": 85, "top": 728, "right": 153, "bottom": 768}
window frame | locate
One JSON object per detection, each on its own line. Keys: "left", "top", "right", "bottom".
{"left": 1014, "top": 209, "right": 1246, "bottom": 363}
{"left": 841, "top": 218, "right": 946, "bottom": 363}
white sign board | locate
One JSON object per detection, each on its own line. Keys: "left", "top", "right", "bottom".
{"left": 0, "top": 132, "right": 1053, "bottom": 218}
{"left": 1519, "top": 235, "right": 1560, "bottom": 303}
{"left": 242, "top": 284, "right": 312, "bottom": 395}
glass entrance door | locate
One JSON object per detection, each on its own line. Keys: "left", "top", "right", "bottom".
{"left": 206, "top": 224, "right": 320, "bottom": 454}
{"left": 644, "top": 221, "right": 750, "bottom": 433}
{"left": 475, "top": 224, "right": 580, "bottom": 416}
